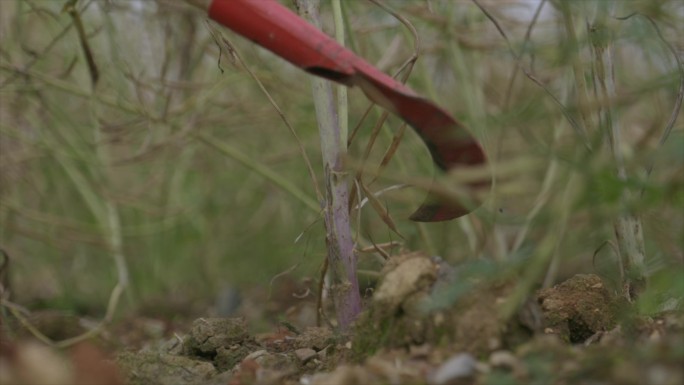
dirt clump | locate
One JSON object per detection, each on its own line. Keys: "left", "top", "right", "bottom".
{"left": 115, "top": 317, "right": 343, "bottom": 385}
{"left": 353, "top": 252, "right": 511, "bottom": 358}
{"left": 537, "top": 273, "right": 622, "bottom": 343}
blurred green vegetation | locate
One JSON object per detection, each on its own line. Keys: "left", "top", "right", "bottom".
{"left": 0, "top": 0, "right": 682, "bottom": 324}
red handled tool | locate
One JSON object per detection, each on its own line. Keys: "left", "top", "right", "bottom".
{"left": 197, "top": 0, "right": 490, "bottom": 222}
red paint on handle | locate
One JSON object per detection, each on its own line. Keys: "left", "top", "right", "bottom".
{"left": 208, "top": 0, "right": 489, "bottom": 221}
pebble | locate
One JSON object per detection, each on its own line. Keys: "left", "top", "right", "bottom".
{"left": 428, "top": 353, "right": 477, "bottom": 385}
{"left": 294, "top": 348, "right": 317, "bottom": 364}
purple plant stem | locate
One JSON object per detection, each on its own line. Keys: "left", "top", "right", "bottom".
{"left": 295, "top": 0, "right": 362, "bottom": 331}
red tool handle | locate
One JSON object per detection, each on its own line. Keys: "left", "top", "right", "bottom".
{"left": 208, "top": 0, "right": 489, "bottom": 221}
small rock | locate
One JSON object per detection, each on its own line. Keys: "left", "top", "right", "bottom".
{"left": 244, "top": 349, "right": 267, "bottom": 361}
{"left": 489, "top": 350, "right": 520, "bottom": 372}
{"left": 374, "top": 255, "right": 437, "bottom": 311}
{"left": 184, "top": 318, "right": 250, "bottom": 355}
{"left": 294, "top": 348, "right": 317, "bottom": 364}
{"left": 428, "top": 353, "right": 477, "bottom": 385}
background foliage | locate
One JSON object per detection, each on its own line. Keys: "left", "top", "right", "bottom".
{"left": 1, "top": 0, "right": 682, "bottom": 324}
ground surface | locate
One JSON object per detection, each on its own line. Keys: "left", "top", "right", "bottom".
{"left": 1, "top": 253, "right": 683, "bottom": 385}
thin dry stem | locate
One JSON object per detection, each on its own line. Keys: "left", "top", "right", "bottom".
{"left": 588, "top": 4, "right": 646, "bottom": 299}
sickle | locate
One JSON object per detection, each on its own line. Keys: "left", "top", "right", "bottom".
{"left": 206, "top": 0, "right": 489, "bottom": 222}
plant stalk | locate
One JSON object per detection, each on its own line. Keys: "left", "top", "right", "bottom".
{"left": 295, "top": 0, "right": 361, "bottom": 331}
{"left": 588, "top": 4, "right": 646, "bottom": 300}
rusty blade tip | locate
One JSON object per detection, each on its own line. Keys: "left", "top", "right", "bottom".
{"left": 409, "top": 203, "right": 470, "bottom": 223}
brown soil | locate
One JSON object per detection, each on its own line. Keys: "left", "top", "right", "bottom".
{"left": 1, "top": 253, "right": 682, "bottom": 385}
